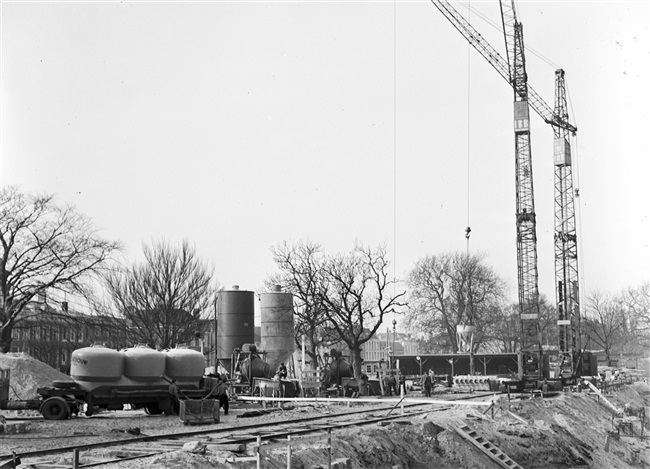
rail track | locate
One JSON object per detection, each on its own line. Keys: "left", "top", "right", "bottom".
{"left": 2, "top": 393, "right": 496, "bottom": 468}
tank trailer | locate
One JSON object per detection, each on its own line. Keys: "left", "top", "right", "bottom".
{"left": 1, "top": 345, "right": 210, "bottom": 420}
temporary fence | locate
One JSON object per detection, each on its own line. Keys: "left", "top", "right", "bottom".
{"left": 225, "top": 428, "right": 349, "bottom": 469}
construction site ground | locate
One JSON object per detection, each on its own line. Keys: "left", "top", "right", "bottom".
{"left": 1, "top": 352, "right": 649, "bottom": 469}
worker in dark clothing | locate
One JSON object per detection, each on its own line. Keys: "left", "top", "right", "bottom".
{"left": 277, "top": 363, "right": 288, "bottom": 379}
{"left": 386, "top": 373, "right": 397, "bottom": 396}
{"left": 398, "top": 371, "right": 407, "bottom": 396}
{"left": 168, "top": 379, "right": 180, "bottom": 414}
{"left": 215, "top": 376, "right": 229, "bottom": 415}
{"left": 423, "top": 372, "right": 433, "bottom": 397}
{"left": 204, "top": 373, "right": 229, "bottom": 415}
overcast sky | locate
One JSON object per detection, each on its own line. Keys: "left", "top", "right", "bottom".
{"left": 1, "top": 0, "right": 648, "bottom": 324}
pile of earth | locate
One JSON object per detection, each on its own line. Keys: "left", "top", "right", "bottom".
{"left": 0, "top": 353, "right": 69, "bottom": 400}
{"left": 94, "top": 383, "right": 650, "bottom": 469}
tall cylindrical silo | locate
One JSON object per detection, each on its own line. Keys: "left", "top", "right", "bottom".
{"left": 260, "top": 285, "right": 295, "bottom": 373}
{"left": 217, "top": 286, "right": 255, "bottom": 362}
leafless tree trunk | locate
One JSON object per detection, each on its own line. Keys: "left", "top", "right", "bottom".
{"left": 0, "top": 187, "right": 120, "bottom": 353}
{"left": 268, "top": 241, "right": 406, "bottom": 391}
{"left": 619, "top": 281, "right": 650, "bottom": 354}
{"left": 489, "top": 295, "right": 556, "bottom": 353}
{"left": 104, "top": 240, "right": 217, "bottom": 349}
{"left": 584, "top": 290, "right": 624, "bottom": 363}
{"left": 318, "top": 244, "right": 406, "bottom": 388}
{"left": 405, "top": 252, "right": 507, "bottom": 363}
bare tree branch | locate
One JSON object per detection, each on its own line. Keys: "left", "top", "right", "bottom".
{"left": 405, "top": 251, "right": 507, "bottom": 354}
{"left": 103, "top": 240, "right": 217, "bottom": 349}
{"left": 0, "top": 186, "right": 120, "bottom": 352}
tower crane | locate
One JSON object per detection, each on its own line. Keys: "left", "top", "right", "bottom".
{"left": 553, "top": 69, "right": 582, "bottom": 380}
{"left": 430, "top": 0, "right": 579, "bottom": 385}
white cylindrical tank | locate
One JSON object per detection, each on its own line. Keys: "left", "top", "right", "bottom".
{"left": 122, "top": 345, "right": 165, "bottom": 382}
{"left": 164, "top": 348, "right": 205, "bottom": 383}
{"left": 70, "top": 345, "right": 124, "bottom": 383}
{"left": 260, "top": 285, "right": 295, "bottom": 373}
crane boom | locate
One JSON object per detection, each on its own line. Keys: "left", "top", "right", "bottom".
{"left": 430, "top": 0, "right": 576, "bottom": 134}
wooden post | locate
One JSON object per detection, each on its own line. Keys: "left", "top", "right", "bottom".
{"left": 300, "top": 335, "right": 305, "bottom": 396}
{"left": 286, "top": 434, "right": 292, "bottom": 469}
{"left": 256, "top": 435, "right": 262, "bottom": 469}
{"left": 327, "top": 428, "right": 332, "bottom": 469}
{"left": 72, "top": 449, "right": 80, "bottom": 469}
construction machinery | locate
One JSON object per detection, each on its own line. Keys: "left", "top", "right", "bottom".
{"left": 552, "top": 69, "right": 582, "bottom": 381}
{"left": 430, "top": 1, "right": 587, "bottom": 386}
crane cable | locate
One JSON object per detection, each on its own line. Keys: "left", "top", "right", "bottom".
{"left": 393, "top": 0, "right": 397, "bottom": 301}
{"left": 457, "top": 1, "right": 560, "bottom": 70}
{"left": 465, "top": 1, "right": 472, "bottom": 256}
{"left": 463, "top": 1, "right": 473, "bottom": 342}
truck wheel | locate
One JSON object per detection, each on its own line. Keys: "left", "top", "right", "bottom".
{"left": 41, "top": 397, "right": 69, "bottom": 420}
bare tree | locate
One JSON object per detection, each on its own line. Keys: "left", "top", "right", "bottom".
{"left": 318, "top": 244, "right": 406, "bottom": 386}
{"left": 487, "top": 304, "right": 520, "bottom": 353}
{"left": 267, "top": 241, "right": 406, "bottom": 388}
{"left": 488, "top": 295, "right": 556, "bottom": 353}
{"left": 583, "top": 290, "right": 624, "bottom": 364}
{"left": 619, "top": 281, "right": 650, "bottom": 353}
{"left": 0, "top": 186, "right": 120, "bottom": 353}
{"left": 405, "top": 252, "right": 507, "bottom": 357}
{"left": 104, "top": 240, "right": 217, "bottom": 349}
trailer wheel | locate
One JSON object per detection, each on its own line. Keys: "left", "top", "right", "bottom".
{"left": 41, "top": 397, "right": 69, "bottom": 420}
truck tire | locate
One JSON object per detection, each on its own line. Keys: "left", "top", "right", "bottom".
{"left": 52, "top": 380, "right": 77, "bottom": 389}
{"left": 41, "top": 397, "right": 69, "bottom": 420}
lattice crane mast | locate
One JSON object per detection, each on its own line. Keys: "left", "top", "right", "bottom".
{"left": 430, "top": 0, "right": 578, "bottom": 384}
{"left": 553, "top": 69, "right": 581, "bottom": 379}
{"left": 497, "top": 0, "right": 542, "bottom": 383}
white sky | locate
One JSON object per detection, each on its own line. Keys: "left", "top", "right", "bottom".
{"left": 1, "top": 0, "right": 648, "bottom": 322}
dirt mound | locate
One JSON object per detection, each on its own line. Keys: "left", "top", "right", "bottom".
{"left": 0, "top": 352, "right": 69, "bottom": 400}
{"left": 93, "top": 387, "right": 650, "bottom": 469}
{"left": 609, "top": 381, "right": 650, "bottom": 409}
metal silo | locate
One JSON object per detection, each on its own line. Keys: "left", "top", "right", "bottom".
{"left": 217, "top": 286, "right": 255, "bottom": 362}
{"left": 260, "top": 285, "right": 295, "bottom": 373}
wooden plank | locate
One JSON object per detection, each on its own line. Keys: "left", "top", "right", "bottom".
{"left": 259, "top": 434, "right": 330, "bottom": 450}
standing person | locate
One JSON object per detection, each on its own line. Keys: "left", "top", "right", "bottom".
{"left": 278, "top": 362, "right": 288, "bottom": 379}
{"left": 398, "top": 371, "right": 407, "bottom": 395}
{"left": 423, "top": 371, "right": 433, "bottom": 398}
{"left": 387, "top": 373, "right": 397, "bottom": 396}
{"left": 216, "top": 376, "right": 229, "bottom": 415}
{"left": 277, "top": 362, "right": 288, "bottom": 396}
{"left": 168, "top": 379, "right": 180, "bottom": 414}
